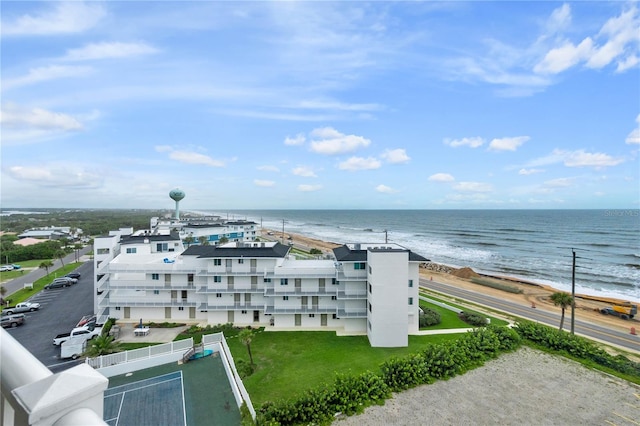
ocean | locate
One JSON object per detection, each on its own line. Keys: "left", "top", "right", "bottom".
{"left": 210, "top": 209, "right": 640, "bottom": 303}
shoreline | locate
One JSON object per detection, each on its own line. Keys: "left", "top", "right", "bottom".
{"left": 263, "top": 228, "right": 640, "bottom": 339}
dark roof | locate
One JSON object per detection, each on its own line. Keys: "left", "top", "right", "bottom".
{"left": 182, "top": 242, "right": 290, "bottom": 258}
{"left": 333, "top": 244, "right": 429, "bottom": 263}
{"left": 224, "top": 221, "right": 257, "bottom": 225}
{"left": 120, "top": 232, "right": 181, "bottom": 245}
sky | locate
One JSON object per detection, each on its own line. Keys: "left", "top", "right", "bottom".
{"left": 1, "top": 1, "right": 639, "bottom": 210}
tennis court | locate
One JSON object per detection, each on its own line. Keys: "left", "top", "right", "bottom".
{"left": 104, "top": 353, "right": 240, "bottom": 425}
{"left": 104, "top": 372, "right": 186, "bottom": 426}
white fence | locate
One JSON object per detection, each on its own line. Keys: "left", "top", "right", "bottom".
{"left": 87, "top": 338, "right": 194, "bottom": 370}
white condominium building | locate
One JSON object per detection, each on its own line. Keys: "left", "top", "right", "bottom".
{"left": 94, "top": 229, "right": 428, "bottom": 347}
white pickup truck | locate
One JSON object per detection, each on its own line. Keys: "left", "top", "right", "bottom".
{"left": 3, "top": 302, "right": 41, "bottom": 315}
{"left": 53, "top": 324, "right": 103, "bottom": 346}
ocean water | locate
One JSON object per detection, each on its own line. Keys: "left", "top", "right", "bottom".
{"left": 211, "top": 210, "right": 640, "bottom": 303}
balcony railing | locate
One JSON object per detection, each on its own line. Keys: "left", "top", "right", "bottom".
{"left": 264, "top": 287, "right": 336, "bottom": 296}
{"left": 196, "top": 286, "right": 265, "bottom": 294}
{"left": 198, "top": 303, "right": 265, "bottom": 311}
{"left": 105, "top": 300, "right": 198, "bottom": 307}
{"left": 336, "top": 309, "right": 367, "bottom": 318}
{"left": 336, "top": 290, "right": 368, "bottom": 299}
{"left": 263, "top": 306, "right": 337, "bottom": 314}
{"left": 107, "top": 281, "right": 197, "bottom": 290}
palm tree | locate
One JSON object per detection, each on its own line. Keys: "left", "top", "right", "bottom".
{"left": 55, "top": 250, "right": 66, "bottom": 268}
{"left": 550, "top": 292, "right": 573, "bottom": 331}
{"left": 198, "top": 236, "right": 210, "bottom": 246}
{"left": 219, "top": 236, "right": 229, "bottom": 244}
{"left": 39, "top": 260, "right": 54, "bottom": 276}
{"left": 0, "top": 285, "right": 6, "bottom": 306}
{"left": 185, "top": 235, "right": 195, "bottom": 248}
{"left": 238, "top": 329, "right": 255, "bottom": 366}
{"left": 73, "top": 243, "right": 83, "bottom": 262}
{"left": 84, "top": 334, "right": 121, "bottom": 357}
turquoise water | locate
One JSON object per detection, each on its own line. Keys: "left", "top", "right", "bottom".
{"left": 210, "top": 209, "right": 640, "bottom": 302}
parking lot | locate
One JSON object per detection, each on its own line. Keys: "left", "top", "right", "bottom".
{"left": 4, "top": 261, "right": 95, "bottom": 374}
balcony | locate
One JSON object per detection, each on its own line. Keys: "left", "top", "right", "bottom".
{"left": 197, "top": 268, "right": 259, "bottom": 276}
{"left": 107, "top": 280, "right": 197, "bottom": 290}
{"left": 336, "top": 309, "right": 367, "bottom": 318}
{"left": 105, "top": 299, "right": 198, "bottom": 307}
{"left": 264, "top": 287, "right": 336, "bottom": 296}
{"left": 336, "top": 290, "right": 367, "bottom": 300}
{"left": 263, "top": 305, "right": 337, "bottom": 314}
{"left": 198, "top": 303, "right": 265, "bottom": 311}
{"left": 196, "top": 286, "right": 265, "bottom": 294}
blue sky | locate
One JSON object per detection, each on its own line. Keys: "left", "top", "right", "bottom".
{"left": 1, "top": 1, "right": 638, "bottom": 210}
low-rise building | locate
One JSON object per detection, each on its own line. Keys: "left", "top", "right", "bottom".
{"left": 94, "top": 229, "right": 428, "bottom": 347}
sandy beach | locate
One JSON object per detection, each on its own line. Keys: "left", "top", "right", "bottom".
{"left": 264, "top": 228, "right": 640, "bottom": 346}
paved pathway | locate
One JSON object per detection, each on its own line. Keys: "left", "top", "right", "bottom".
{"left": 1, "top": 246, "right": 92, "bottom": 298}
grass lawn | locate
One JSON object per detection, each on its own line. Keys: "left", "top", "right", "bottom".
{"left": 226, "top": 330, "right": 462, "bottom": 406}
{"left": 419, "top": 300, "right": 472, "bottom": 329}
{"left": 420, "top": 292, "right": 510, "bottom": 327}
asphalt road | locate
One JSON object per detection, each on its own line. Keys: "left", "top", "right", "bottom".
{"left": 4, "top": 261, "right": 96, "bottom": 374}
{"left": 421, "top": 278, "right": 640, "bottom": 354}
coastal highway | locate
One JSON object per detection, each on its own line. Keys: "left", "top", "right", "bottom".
{"left": 421, "top": 278, "right": 640, "bottom": 354}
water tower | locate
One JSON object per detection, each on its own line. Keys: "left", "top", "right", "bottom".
{"left": 169, "top": 188, "right": 186, "bottom": 220}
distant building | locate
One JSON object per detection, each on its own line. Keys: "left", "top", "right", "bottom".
{"left": 94, "top": 224, "right": 427, "bottom": 347}
{"left": 17, "top": 226, "right": 82, "bottom": 241}
{"left": 150, "top": 215, "right": 259, "bottom": 246}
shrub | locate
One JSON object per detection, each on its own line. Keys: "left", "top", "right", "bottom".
{"left": 459, "top": 311, "right": 488, "bottom": 327}
{"left": 236, "top": 358, "right": 255, "bottom": 378}
{"left": 470, "top": 277, "right": 523, "bottom": 294}
{"left": 419, "top": 307, "right": 441, "bottom": 327}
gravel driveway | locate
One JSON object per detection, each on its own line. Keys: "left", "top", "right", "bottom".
{"left": 336, "top": 347, "right": 639, "bottom": 425}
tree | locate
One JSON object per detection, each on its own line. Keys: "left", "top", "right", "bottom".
{"left": 39, "top": 260, "right": 54, "bottom": 276}
{"left": 73, "top": 243, "right": 83, "bottom": 262}
{"left": 550, "top": 292, "right": 573, "bottom": 331}
{"left": 55, "top": 250, "right": 66, "bottom": 268}
{"left": 84, "top": 334, "right": 121, "bottom": 357}
{"left": 198, "top": 236, "right": 210, "bottom": 246}
{"left": 238, "top": 329, "right": 255, "bottom": 366}
{"left": 185, "top": 235, "right": 195, "bottom": 248}
{"left": 310, "top": 248, "right": 322, "bottom": 255}
{"left": 219, "top": 236, "right": 229, "bottom": 244}
{"left": 0, "top": 285, "right": 6, "bottom": 305}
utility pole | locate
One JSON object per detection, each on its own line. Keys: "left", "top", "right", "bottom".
{"left": 281, "top": 219, "right": 285, "bottom": 244}
{"left": 384, "top": 230, "right": 388, "bottom": 244}
{"left": 571, "top": 249, "right": 576, "bottom": 335}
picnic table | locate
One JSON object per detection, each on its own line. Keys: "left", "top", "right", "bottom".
{"left": 134, "top": 327, "right": 150, "bottom": 336}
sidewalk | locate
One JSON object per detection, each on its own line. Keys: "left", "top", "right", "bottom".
{"left": 115, "top": 322, "right": 189, "bottom": 343}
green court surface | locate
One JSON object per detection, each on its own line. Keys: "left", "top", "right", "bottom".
{"left": 105, "top": 352, "right": 240, "bottom": 426}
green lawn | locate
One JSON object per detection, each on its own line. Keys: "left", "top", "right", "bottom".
{"left": 420, "top": 292, "right": 510, "bottom": 326}
{"left": 226, "top": 330, "right": 462, "bottom": 406}
{"left": 419, "top": 300, "right": 472, "bottom": 329}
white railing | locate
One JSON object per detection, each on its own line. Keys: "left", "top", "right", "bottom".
{"left": 87, "top": 338, "right": 193, "bottom": 369}
{"left": 1, "top": 329, "right": 108, "bottom": 426}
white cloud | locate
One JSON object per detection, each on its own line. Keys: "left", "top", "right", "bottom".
{"left": 254, "top": 179, "right": 275, "bottom": 187}
{"left": 298, "top": 184, "right": 322, "bottom": 192}
{"left": 62, "top": 42, "right": 159, "bottom": 61}
{"left": 338, "top": 157, "right": 381, "bottom": 171}
{"left": 381, "top": 148, "right": 410, "bottom": 164}
{"left": 284, "top": 133, "right": 306, "bottom": 146}
{"left": 518, "top": 168, "right": 545, "bottom": 175}
{"left": 453, "top": 181, "right": 493, "bottom": 192}
{"left": 257, "top": 165, "right": 280, "bottom": 172}
{"left": 626, "top": 114, "right": 640, "bottom": 144}
{"left": 292, "top": 166, "right": 317, "bottom": 177}
{"left": 154, "top": 145, "right": 173, "bottom": 153}
{"left": 535, "top": 5, "right": 640, "bottom": 74}
{"left": 2, "top": 65, "right": 92, "bottom": 90}
{"left": 309, "top": 127, "right": 371, "bottom": 155}
{"left": 543, "top": 177, "right": 574, "bottom": 188}
{"left": 444, "top": 137, "right": 485, "bottom": 148}
{"left": 375, "top": 184, "right": 396, "bottom": 194}
{"left": 6, "top": 165, "right": 103, "bottom": 188}
{"left": 162, "top": 150, "right": 225, "bottom": 167}
{"left": 562, "top": 149, "right": 625, "bottom": 168}
{"left": 1, "top": 2, "right": 106, "bottom": 35}
{"left": 488, "top": 136, "right": 530, "bottom": 151}
{"left": 0, "top": 103, "right": 83, "bottom": 144}
{"left": 428, "top": 173, "right": 455, "bottom": 182}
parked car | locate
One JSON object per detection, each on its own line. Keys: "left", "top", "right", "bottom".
{"left": 0, "top": 265, "right": 13, "bottom": 272}
{"left": 1, "top": 314, "right": 25, "bottom": 328}
{"left": 2, "top": 302, "right": 41, "bottom": 315}
{"left": 52, "top": 277, "right": 77, "bottom": 286}
{"left": 44, "top": 280, "right": 70, "bottom": 289}
{"left": 11, "top": 264, "right": 21, "bottom": 270}
{"left": 65, "top": 272, "right": 81, "bottom": 279}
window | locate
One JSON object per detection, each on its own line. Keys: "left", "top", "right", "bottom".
{"left": 369, "top": 283, "right": 372, "bottom": 293}
{"left": 126, "top": 247, "right": 137, "bottom": 254}
{"left": 238, "top": 259, "right": 244, "bottom": 264}
{"left": 216, "top": 293, "right": 222, "bottom": 298}
{"left": 241, "top": 310, "right": 247, "bottom": 314}
{"left": 153, "top": 290, "right": 159, "bottom": 295}
{"left": 214, "top": 259, "right": 222, "bottom": 266}
{"left": 97, "top": 248, "right": 110, "bottom": 255}
{"left": 368, "top": 302, "right": 372, "bottom": 313}
{"left": 115, "top": 307, "right": 121, "bottom": 311}
{"left": 263, "top": 278, "right": 272, "bottom": 283}
{"left": 280, "top": 278, "right": 288, "bottom": 286}
{"left": 331, "top": 278, "right": 338, "bottom": 285}
{"left": 408, "top": 297, "right": 414, "bottom": 305}
{"left": 331, "top": 295, "right": 337, "bottom": 300}
{"left": 309, "top": 314, "right": 315, "bottom": 318}
{"left": 354, "top": 262, "right": 366, "bottom": 270}
{"left": 178, "top": 307, "right": 184, "bottom": 311}
{"left": 152, "top": 273, "right": 159, "bottom": 280}
{"left": 332, "top": 313, "right": 337, "bottom": 319}
{"left": 408, "top": 279, "right": 414, "bottom": 288}
{"left": 157, "top": 243, "right": 168, "bottom": 252}
{"left": 214, "top": 276, "right": 222, "bottom": 283}
{"left": 188, "top": 274, "right": 194, "bottom": 283}
{"left": 282, "top": 296, "right": 289, "bottom": 301}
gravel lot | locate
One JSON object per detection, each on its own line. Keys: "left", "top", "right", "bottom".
{"left": 336, "top": 347, "right": 639, "bottom": 426}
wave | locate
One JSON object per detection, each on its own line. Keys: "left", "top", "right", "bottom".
{"left": 624, "top": 263, "right": 640, "bottom": 270}
{"left": 495, "top": 228, "right": 536, "bottom": 233}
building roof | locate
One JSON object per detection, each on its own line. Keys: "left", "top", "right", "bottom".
{"left": 13, "top": 237, "right": 45, "bottom": 247}
{"left": 120, "top": 232, "right": 181, "bottom": 245}
{"left": 182, "top": 242, "right": 290, "bottom": 258}
{"left": 333, "top": 244, "right": 429, "bottom": 263}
